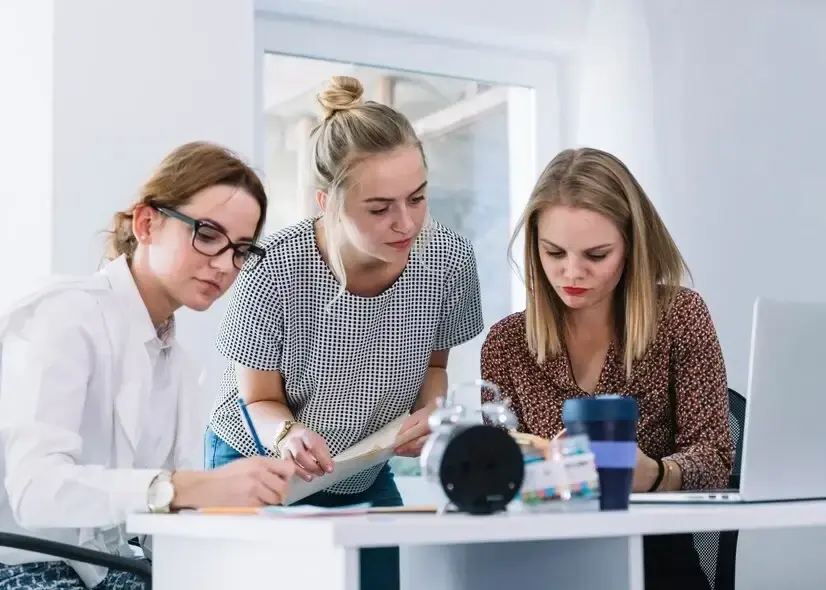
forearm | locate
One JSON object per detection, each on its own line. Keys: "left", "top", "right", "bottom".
{"left": 657, "top": 459, "right": 683, "bottom": 491}
{"left": 666, "top": 446, "right": 729, "bottom": 490}
{"left": 8, "top": 461, "right": 159, "bottom": 530}
{"left": 413, "top": 366, "right": 448, "bottom": 411}
{"left": 637, "top": 453, "right": 684, "bottom": 492}
{"left": 247, "top": 400, "right": 296, "bottom": 450}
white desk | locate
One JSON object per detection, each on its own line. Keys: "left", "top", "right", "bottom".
{"left": 128, "top": 501, "right": 826, "bottom": 590}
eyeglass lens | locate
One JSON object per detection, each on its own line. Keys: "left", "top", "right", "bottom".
{"left": 192, "top": 225, "right": 262, "bottom": 270}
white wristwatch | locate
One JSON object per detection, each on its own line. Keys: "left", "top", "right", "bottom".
{"left": 147, "top": 470, "right": 176, "bottom": 513}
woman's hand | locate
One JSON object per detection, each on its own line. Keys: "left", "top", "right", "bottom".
{"left": 394, "top": 404, "right": 436, "bottom": 457}
{"left": 172, "top": 457, "right": 296, "bottom": 508}
{"left": 632, "top": 446, "right": 661, "bottom": 493}
{"left": 279, "top": 426, "right": 334, "bottom": 481}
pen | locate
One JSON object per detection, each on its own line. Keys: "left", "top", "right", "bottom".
{"left": 198, "top": 507, "right": 263, "bottom": 515}
{"left": 237, "top": 397, "right": 267, "bottom": 456}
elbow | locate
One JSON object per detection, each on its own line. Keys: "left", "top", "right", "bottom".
{"left": 6, "top": 461, "right": 76, "bottom": 530}
{"left": 235, "top": 364, "right": 286, "bottom": 405}
{"left": 7, "top": 473, "right": 50, "bottom": 529}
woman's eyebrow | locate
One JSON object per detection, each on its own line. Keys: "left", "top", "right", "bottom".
{"left": 364, "top": 181, "right": 428, "bottom": 203}
{"left": 202, "top": 218, "right": 254, "bottom": 243}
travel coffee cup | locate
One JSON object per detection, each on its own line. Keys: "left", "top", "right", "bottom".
{"left": 562, "top": 395, "right": 638, "bottom": 510}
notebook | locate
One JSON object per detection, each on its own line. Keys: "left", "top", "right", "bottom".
{"left": 283, "top": 414, "right": 417, "bottom": 505}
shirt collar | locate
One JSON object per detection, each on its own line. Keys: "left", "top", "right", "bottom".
{"left": 99, "top": 255, "right": 176, "bottom": 348}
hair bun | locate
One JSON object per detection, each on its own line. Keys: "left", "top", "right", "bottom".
{"left": 317, "top": 76, "right": 364, "bottom": 119}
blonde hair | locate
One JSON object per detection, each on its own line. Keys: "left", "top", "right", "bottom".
{"left": 106, "top": 141, "right": 267, "bottom": 262}
{"left": 511, "top": 147, "right": 690, "bottom": 377}
{"left": 309, "top": 75, "right": 428, "bottom": 295}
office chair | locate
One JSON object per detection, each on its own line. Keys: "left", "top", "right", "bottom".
{"left": 692, "top": 388, "right": 746, "bottom": 590}
{"left": 0, "top": 533, "right": 152, "bottom": 588}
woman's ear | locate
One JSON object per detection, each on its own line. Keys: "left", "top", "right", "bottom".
{"left": 316, "top": 190, "right": 328, "bottom": 213}
{"left": 131, "top": 204, "right": 157, "bottom": 244}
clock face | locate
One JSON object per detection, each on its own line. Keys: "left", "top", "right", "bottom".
{"left": 149, "top": 480, "right": 175, "bottom": 509}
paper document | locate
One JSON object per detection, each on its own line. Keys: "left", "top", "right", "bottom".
{"left": 283, "top": 414, "right": 415, "bottom": 505}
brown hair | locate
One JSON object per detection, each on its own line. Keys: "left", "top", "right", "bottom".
{"left": 511, "top": 147, "right": 690, "bottom": 377}
{"left": 310, "top": 75, "right": 430, "bottom": 297}
{"left": 106, "top": 141, "right": 268, "bottom": 261}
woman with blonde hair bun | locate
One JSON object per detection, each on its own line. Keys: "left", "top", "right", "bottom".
{"left": 205, "top": 76, "right": 483, "bottom": 590}
{"left": 481, "top": 147, "right": 732, "bottom": 590}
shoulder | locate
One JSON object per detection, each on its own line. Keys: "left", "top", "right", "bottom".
{"left": 659, "top": 286, "right": 718, "bottom": 341}
{"left": 483, "top": 312, "right": 527, "bottom": 351}
{"left": 2, "top": 284, "right": 107, "bottom": 346}
{"left": 230, "top": 219, "right": 315, "bottom": 299}
{"left": 416, "top": 220, "right": 477, "bottom": 275}
{"left": 663, "top": 287, "right": 713, "bottom": 321}
{"left": 258, "top": 218, "right": 315, "bottom": 265}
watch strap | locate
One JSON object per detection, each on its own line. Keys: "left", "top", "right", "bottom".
{"left": 273, "top": 420, "right": 300, "bottom": 454}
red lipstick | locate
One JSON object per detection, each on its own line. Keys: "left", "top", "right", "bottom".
{"left": 562, "top": 286, "right": 589, "bottom": 296}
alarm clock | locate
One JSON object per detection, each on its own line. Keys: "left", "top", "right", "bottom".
{"left": 420, "top": 380, "right": 525, "bottom": 515}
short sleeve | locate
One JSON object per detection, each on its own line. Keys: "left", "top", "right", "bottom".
{"left": 215, "top": 257, "right": 283, "bottom": 372}
{"left": 433, "top": 245, "right": 484, "bottom": 350}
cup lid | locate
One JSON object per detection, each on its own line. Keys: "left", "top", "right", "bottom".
{"left": 562, "top": 394, "right": 639, "bottom": 423}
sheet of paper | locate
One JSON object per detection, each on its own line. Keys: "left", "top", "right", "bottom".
{"left": 261, "top": 503, "right": 439, "bottom": 518}
{"left": 263, "top": 502, "right": 372, "bottom": 517}
{"left": 283, "top": 414, "right": 412, "bottom": 505}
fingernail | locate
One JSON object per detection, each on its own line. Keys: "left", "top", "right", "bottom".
{"left": 304, "top": 475, "right": 313, "bottom": 482}
{"left": 326, "top": 465, "right": 333, "bottom": 472}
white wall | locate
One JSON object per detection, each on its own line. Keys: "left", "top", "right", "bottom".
{"left": 642, "top": 0, "right": 826, "bottom": 396}
{"left": 1, "top": 0, "right": 256, "bottom": 427}
{"left": 0, "top": 1, "right": 54, "bottom": 304}
{"left": 574, "top": 0, "right": 659, "bottom": 202}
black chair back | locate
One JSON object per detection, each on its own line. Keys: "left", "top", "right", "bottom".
{"left": 693, "top": 388, "right": 746, "bottom": 590}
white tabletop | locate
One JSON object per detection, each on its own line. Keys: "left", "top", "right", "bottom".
{"left": 128, "top": 500, "right": 826, "bottom": 549}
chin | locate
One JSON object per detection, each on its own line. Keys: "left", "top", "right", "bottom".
{"left": 383, "top": 245, "right": 413, "bottom": 260}
{"left": 556, "top": 291, "right": 590, "bottom": 310}
{"left": 180, "top": 291, "right": 220, "bottom": 312}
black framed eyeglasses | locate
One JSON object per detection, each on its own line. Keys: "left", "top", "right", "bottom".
{"left": 153, "top": 206, "right": 266, "bottom": 271}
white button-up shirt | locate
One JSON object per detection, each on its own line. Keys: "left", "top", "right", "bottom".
{"left": 0, "top": 256, "right": 203, "bottom": 587}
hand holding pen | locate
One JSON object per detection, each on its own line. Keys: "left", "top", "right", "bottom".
{"left": 236, "top": 396, "right": 332, "bottom": 483}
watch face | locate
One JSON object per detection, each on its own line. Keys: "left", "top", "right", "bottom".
{"left": 149, "top": 480, "right": 175, "bottom": 510}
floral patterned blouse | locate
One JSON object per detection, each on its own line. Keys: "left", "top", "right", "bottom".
{"left": 481, "top": 288, "right": 733, "bottom": 490}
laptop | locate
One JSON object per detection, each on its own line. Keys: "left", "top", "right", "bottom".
{"left": 631, "top": 297, "right": 826, "bottom": 504}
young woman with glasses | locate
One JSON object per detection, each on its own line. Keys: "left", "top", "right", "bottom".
{"left": 204, "top": 76, "right": 484, "bottom": 590}
{"left": 0, "top": 141, "right": 295, "bottom": 590}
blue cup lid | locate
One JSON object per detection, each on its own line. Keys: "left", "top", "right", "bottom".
{"left": 562, "top": 395, "right": 639, "bottom": 423}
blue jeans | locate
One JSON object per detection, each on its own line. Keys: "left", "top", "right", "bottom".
{"left": 205, "top": 428, "right": 402, "bottom": 590}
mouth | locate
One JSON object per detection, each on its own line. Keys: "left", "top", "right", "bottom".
{"left": 196, "top": 279, "right": 222, "bottom": 293}
{"left": 387, "top": 238, "right": 414, "bottom": 250}
{"left": 562, "top": 286, "right": 589, "bottom": 296}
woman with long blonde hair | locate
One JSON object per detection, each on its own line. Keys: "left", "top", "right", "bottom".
{"left": 481, "top": 147, "right": 732, "bottom": 589}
